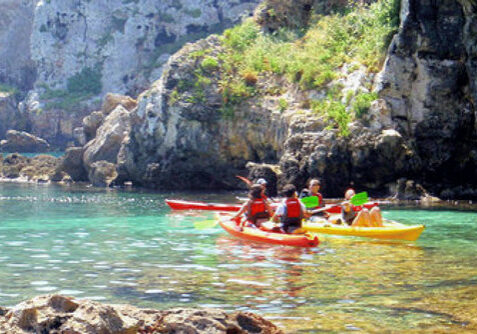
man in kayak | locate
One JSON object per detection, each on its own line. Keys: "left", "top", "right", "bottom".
{"left": 232, "top": 184, "right": 273, "bottom": 228}
{"left": 299, "top": 178, "right": 329, "bottom": 219}
{"left": 272, "top": 184, "right": 307, "bottom": 233}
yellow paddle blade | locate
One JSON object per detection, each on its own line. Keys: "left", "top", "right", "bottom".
{"left": 193, "top": 219, "right": 218, "bottom": 229}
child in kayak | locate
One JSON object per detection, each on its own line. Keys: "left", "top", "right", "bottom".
{"left": 232, "top": 184, "right": 273, "bottom": 228}
{"left": 272, "top": 184, "right": 307, "bottom": 233}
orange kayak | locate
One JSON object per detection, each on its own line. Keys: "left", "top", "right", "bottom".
{"left": 217, "top": 215, "right": 319, "bottom": 248}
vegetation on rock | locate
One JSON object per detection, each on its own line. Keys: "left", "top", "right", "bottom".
{"left": 214, "top": 0, "right": 399, "bottom": 134}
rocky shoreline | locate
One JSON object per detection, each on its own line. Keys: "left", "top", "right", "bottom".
{"left": 0, "top": 295, "right": 282, "bottom": 333}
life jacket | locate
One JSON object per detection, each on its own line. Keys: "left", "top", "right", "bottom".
{"left": 309, "top": 193, "right": 323, "bottom": 208}
{"left": 282, "top": 198, "right": 303, "bottom": 219}
{"left": 247, "top": 198, "right": 270, "bottom": 224}
{"left": 281, "top": 198, "right": 303, "bottom": 231}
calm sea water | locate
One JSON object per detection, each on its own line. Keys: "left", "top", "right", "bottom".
{"left": 0, "top": 182, "right": 476, "bottom": 333}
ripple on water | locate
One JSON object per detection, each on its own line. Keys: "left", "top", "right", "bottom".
{"left": 30, "top": 254, "right": 50, "bottom": 259}
{"left": 58, "top": 289, "right": 84, "bottom": 295}
{"left": 5, "top": 241, "right": 29, "bottom": 246}
{"left": 35, "top": 286, "right": 57, "bottom": 292}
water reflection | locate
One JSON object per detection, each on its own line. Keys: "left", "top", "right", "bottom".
{"left": 0, "top": 183, "right": 477, "bottom": 332}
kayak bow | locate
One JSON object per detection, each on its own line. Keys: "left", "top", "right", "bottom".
{"left": 218, "top": 215, "right": 319, "bottom": 248}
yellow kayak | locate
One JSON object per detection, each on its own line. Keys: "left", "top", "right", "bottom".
{"left": 303, "top": 220, "right": 425, "bottom": 241}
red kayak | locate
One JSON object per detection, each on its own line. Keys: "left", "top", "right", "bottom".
{"left": 165, "top": 199, "right": 241, "bottom": 212}
{"left": 325, "top": 202, "right": 379, "bottom": 214}
{"left": 166, "top": 199, "right": 378, "bottom": 213}
{"left": 218, "top": 214, "right": 319, "bottom": 248}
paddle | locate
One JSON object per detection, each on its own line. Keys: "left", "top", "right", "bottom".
{"left": 350, "top": 191, "right": 368, "bottom": 206}
{"left": 193, "top": 219, "right": 218, "bottom": 230}
{"left": 236, "top": 175, "right": 252, "bottom": 187}
{"left": 301, "top": 196, "right": 319, "bottom": 209}
{"left": 310, "top": 192, "right": 369, "bottom": 214}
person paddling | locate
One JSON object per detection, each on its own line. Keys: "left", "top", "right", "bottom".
{"left": 272, "top": 184, "right": 306, "bottom": 233}
{"left": 232, "top": 184, "right": 273, "bottom": 228}
{"left": 300, "top": 178, "right": 329, "bottom": 219}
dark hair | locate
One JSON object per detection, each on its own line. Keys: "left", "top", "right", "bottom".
{"left": 249, "top": 184, "right": 263, "bottom": 199}
{"left": 282, "top": 184, "right": 296, "bottom": 198}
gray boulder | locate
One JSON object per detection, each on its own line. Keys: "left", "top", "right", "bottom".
{"left": 0, "top": 295, "right": 282, "bottom": 334}
{"left": 83, "top": 105, "right": 131, "bottom": 171}
{"left": 82, "top": 111, "right": 104, "bottom": 143}
{"left": 88, "top": 160, "right": 118, "bottom": 187}
{"left": 53, "top": 147, "right": 88, "bottom": 182}
{"left": 0, "top": 130, "right": 49, "bottom": 153}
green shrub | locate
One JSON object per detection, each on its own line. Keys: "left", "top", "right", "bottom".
{"left": 353, "top": 92, "right": 378, "bottom": 117}
{"left": 201, "top": 57, "right": 219, "bottom": 72}
{"left": 67, "top": 66, "right": 102, "bottom": 95}
{"left": 0, "top": 83, "right": 18, "bottom": 95}
{"left": 222, "top": 19, "right": 260, "bottom": 52}
{"left": 312, "top": 99, "right": 350, "bottom": 137}
{"left": 278, "top": 98, "right": 288, "bottom": 112}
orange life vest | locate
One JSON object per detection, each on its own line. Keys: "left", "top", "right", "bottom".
{"left": 285, "top": 198, "right": 302, "bottom": 218}
{"left": 248, "top": 198, "right": 266, "bottom": 217}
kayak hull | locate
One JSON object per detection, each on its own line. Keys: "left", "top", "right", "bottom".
{"left": 166, "top": 199, "right": 241, "bottom": 212}
{"left": 303, "top": 220, "right": 425, "bottom": 241}
{"left": 218, "top": 216, "right": 319, "bottom": 248}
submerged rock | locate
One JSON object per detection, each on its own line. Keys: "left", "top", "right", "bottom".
{"left": 0, "top": 295, "right": 283, "bottom": 334}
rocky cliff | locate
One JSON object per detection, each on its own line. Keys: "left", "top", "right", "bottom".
{"left": 0, "top": 0, "right": 260, "bottom": 148}
{"left": 80, "top": 0, "right": 476, "bottom": 199}
{"left": 3, "top": 0, "right": 477, "bottom": 199}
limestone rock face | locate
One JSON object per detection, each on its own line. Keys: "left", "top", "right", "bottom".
{"left": 121, "top": 35, "right": 289, "bottom": 190}
{"left": 0, "top": 0, "right": 260, "bottom": 149}
{"left": 0, "top": 0, "right": 36, "bottom": 91}
{"left": 0, "top": 130, "right": 50, "bottom": 153}
{"left": 375, "top": 0, "right": 477, "bottom": 197}
{"left": 88, "top": 160, "right": 118, "bottom": 187}
{"left": 0, "top": 92, "right": 24, "bottom": 139}
{"left": 54, "top": 147, "right": 88, "bottom": 182}
{"left": 0, "top": 295, "right": 282, "bottom": 334}
{"left": 30, "top": 0, "right": 260, "bottom": 96}
{"left": 83, "top": 105, "right": 131, "bottom": 171}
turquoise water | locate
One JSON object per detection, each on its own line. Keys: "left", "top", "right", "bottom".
{"left": 0, "top": 183, "right": 477, "bottom": 332}
{"left": 1, "top": 152, "right": 64, "bottom": 158}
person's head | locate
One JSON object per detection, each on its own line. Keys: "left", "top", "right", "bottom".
{"left": 345, "top": 188, "right": 355, "bottom": 200}
{"left": 256, "top": 178, "right": 267, "bottom": 188}
{"left": 250, "top": 184, "right": 263, "bottom": 199}
{"left": 309, "top": 179, "right": 321, "bottom": 192}
{"left": 283, "top": 184, "right": 297, "bottom": 198}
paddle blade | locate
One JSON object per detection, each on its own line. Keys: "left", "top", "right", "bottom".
{"left": 350, "top": 192, "right": 368, "bottom": 206}
{"left": 301, "top": 196, "right": 319, "bottom": 208}
{"left": 193, "top": 219, "right": 218, "bottom": 230}
{"left": 236, "top": 175, "right": 253, "bottom": 186}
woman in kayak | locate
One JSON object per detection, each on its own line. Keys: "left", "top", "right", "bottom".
{"left": 341, "top": 189, "right": 383, "bottom": 227}
{"left": 272, "top": 184, "right": 307, "bottom": 233}
{"left": 233, "top": 184, "right": 273, "bottom": 228}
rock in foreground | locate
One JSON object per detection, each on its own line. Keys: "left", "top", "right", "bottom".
{"left": 0, "top": 295, "right": 283, "bottom": 334}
